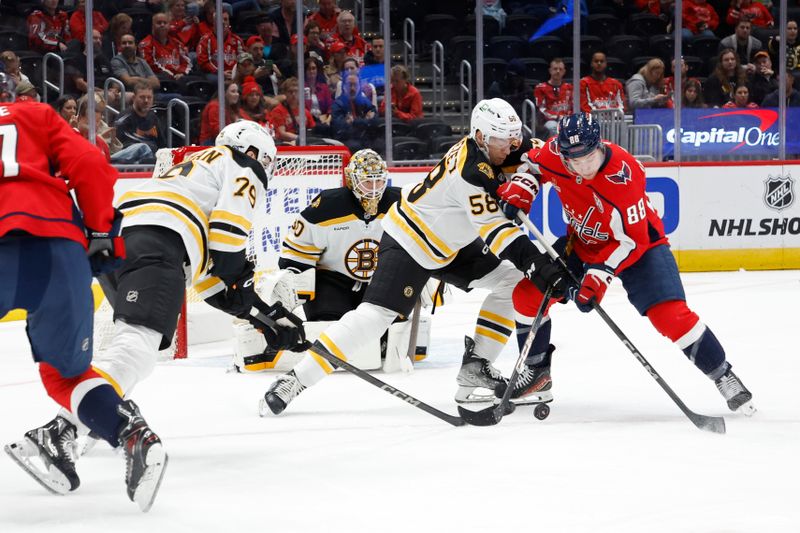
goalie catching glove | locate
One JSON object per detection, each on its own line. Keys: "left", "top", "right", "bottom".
{"left": 497, "top": 172, "right": 540, "bottom": 221}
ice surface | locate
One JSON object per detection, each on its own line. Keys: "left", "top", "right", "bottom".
{"left": 1, "top": 270, "right": 798, "bottom": 532}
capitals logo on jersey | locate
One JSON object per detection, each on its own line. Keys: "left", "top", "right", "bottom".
{"left": 565, "top": 206, "right": 610, "bottom": 245}
{"left": 345, "top": 238, "right": 380, "bottom": 280}
{"left": 605, "top": 160, "right": 632, "bottom": 185}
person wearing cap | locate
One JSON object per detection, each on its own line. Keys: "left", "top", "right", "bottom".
{"left": 247, "top": 35, "right": 283, "bottom": 99}
{"left": 324, "top": 41, "right": 348, "bottom": 94}
{"left": 139, "top": 12, "right": 192, "bottom": 83}
{"left": 379, "top": 64, "right": 423, "bottom": 122}
{"left": 750, "top": 50, "right": 778, "bottom": 104}
{"left": 196, "top": 10, "right": 245, "bottom": 80}
{"left": 329, "top": 10, "right": 367, "bottom": 65}
{"left": 239, "top": 76, "right": 270, "bottom": 126}
{"left": 15, "top": 80, "right": 40, "bottom": 103}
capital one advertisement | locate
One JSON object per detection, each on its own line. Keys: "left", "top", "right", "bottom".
{"left": 634, "top": 108, "right": 800, "bottom": 158}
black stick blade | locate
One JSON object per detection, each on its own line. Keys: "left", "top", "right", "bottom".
{"left": 691, "top": 414, "right": 726, "bottom": 434}
{"left": 457, "top": 402, "right": 514, "bottom": 427}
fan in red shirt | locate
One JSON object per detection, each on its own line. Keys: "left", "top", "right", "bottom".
{"left": 379, "top": 65, "right": 423, "bottom": 122}
{"left": 140, "top": 13, "right": 192, "bottom": 81}
{"left": 682, "top": 0, "right": 720, "bottom": 38}
{"left": 270, "top": 77, "right": 316, "bottom": 144}
{"left": 534, "top": 58, "right": 573, "bottom": 137}
{"left": 196, "top": 10, "right": 244, "bottom": 79}
{"left": 726, "top": 0, "right": 774, "bottom": 29}
{"left": 27, "top": 0, "right": 70, "bottom": 54}
{"left": 68, "top": 0, "right": 108, "bottom": 44}
{"left": 0, "top": 75, "right": 167, "bottom": 510}
{"left": 168, "top": 0, "right": 202, "bottom": 50}
{"left": 306, "top": 0, "right": 342, "bottom": 42}
{"left": 494, "top": 112, "right": 755, "bottom": 416}
{"left": 580, "top": 52, "right": 626, "bottom": 113}
{"left": 329, "top": 10, "right": 368, "bottom": 64}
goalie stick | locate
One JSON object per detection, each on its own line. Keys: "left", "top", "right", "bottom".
{"left": 517, "top": 214, "right": 726, "bottom": 435}
{"left": 405, "top": 299, "right": 422, "bottom": 365}
{"left": 250, "top": 309, "right": 466, "bottom": 427}
{"left": 459, "top": 286, "right": 553, "bottom": 426}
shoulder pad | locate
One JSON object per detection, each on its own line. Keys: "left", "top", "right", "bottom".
{"left": 228, "top": 146, "right": 269, "bottom": 187}
{"left": 301, "top": 187, "right": 360, "bottom": 224}
{"left": 460, "top": 139, "right": 499, "bottom": 192}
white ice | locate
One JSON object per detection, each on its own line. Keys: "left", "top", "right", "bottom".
{"left": 1, "top": 270, "right": 798, "bottom": 533}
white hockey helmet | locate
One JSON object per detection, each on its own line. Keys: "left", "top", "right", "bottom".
{"left": 470, "top": 98, "right": 522, "bottom": 154}
{"left": 344, "top": 148, "right": 388, "bottom": 217}
{"left": 216, "top": 121, "right": 277, "bottom": 177}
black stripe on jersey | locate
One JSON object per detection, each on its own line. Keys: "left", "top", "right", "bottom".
{"left": 282, "top": 241, "right": 322, "bottom": 257}
{"left": 119, "top": 198, "right": 209, "bottom": 273}
{"left": 476, "top": 318, "right": 513, "bottom": 338}
{"left": 228, "top": 147, "right": 269, "bottom": 187}
{"left": 484, "top": 221, "right": 517, "bottom": 247}
{"left": 210, "top": 221, "right": 248, "bottom": 237}
{"left": 395, "top": 203, "right": 448, "bottom": 259}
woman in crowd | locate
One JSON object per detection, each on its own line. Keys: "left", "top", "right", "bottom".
{"left": 199, "top": 80, "right": 240, "bottom": 144}
{"left": 239, "top": 76, "right": 270, "bottom": 127}
{"left": 626, "top": 58, "right": 671, "bottom": 109}
{"left": 704, "top": 48, "right": 748, "bottom": 107}
{"left": 304, "top": 56, "right": 332, "bottom": 129}
{"left": 54, "top": 95, "right": 78, "bottom": 123}
{"left": 269, "top": 77, "right": 316, "bottom": 145}
{"left": 104, "top": 13, "right": 132, "bottom": 59}
{"left": 723, "top": 84, "right": 759, "bottom": 108}
{"left": 682, "top": 78, "right": 706, "bottom": 108}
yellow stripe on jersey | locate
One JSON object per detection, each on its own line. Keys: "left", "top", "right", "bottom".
{"left": 92, "top": 366, "right": 123, "bottom": 397}
{"left": 474, "top": 326, "right": 509, "bottom": 345}
{"left": 209, "top": 230, "right": 247, "bottom": 247}
{"left": 318, "top": 214, "right": 359, "bottom": 227}
{"left": 478, "top": 220, "right": 507, "bottom": 240}
{"left": 488, "top": 226, "right": 521, "bottom": 255}
{"left": 387, "top": 206, "right": 452, "bottom": 266}
{"left": 194, "top": 275, "right": 223, "bottom": 294}
{"left": 119, "top": 190, "right": 208, "bottom": 227}
{"left": 479, "top": 310, "right": 516, "bottom": 330}
{"left": 283, "top": 238, "right": 323, "bottom": 253}
{"left": 281, "top": 247, "right": 321, "bottom": 262}
{"left": 399, "top": 199, "right": 456, "bottom": 257}
{"left": 209, "top": 209, "right": 253, "bottom": 232}
{"left": 120, "top": 204, "right": 206, "bottom": 281}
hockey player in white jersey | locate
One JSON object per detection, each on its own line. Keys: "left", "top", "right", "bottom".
{"left": 9, "top": 121, "right": 307, "bottom": 490}
{"left": 260, "top": 98, "right": 570, "bottom": 415}
{"left": 238, "top": 149, "right": 419, "bottom": 374}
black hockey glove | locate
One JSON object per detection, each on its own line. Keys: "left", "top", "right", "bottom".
{"left": 525, "top": 253, "right": 570, "bottom": 299}
{"left": 86, "top": 208, "right": 126, "bottom": 276}
{"left": 249, "top": 299, "right": 309, "bottom": 351}
{"left": 204, "top": 271, "right": 258, "bottom": 318}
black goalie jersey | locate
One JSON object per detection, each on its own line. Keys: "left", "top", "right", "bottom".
{"left": 278, "top": 186, "right": 402, "bottom": 289}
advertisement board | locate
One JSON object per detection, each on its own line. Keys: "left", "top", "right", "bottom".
{"left": 633, "top": 108, "right": 800, "bottom": 158}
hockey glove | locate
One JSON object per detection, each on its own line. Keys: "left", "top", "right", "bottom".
{"left": 204, "top": 268, "right": 258, "bottom": 318}
{"left": 249, "top": 299, "right": 309, "bottom": 351}
{"left": 86, "top": 208, "right": 126, "bottom": 276}
{"left": 525, "top": 253, "right": 569, "bottom": 299}
{"left": 573, "top": 267, "right": 614, "bottom": 313}
{"left": 497, "top": 173, "right": 540, "bottom": 221}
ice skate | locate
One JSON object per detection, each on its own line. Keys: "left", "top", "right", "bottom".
{"left": 503, "top": 344, "right": 555, "bottom": 405}
{"left": 455, "top": 336, "right": 507, "bottom": 403}
{"left": 259, "top": 370, "right": 306, "bottom": 416}
{"left": 715, "top": 365, "right": 756, "bottom": 416}
{"left": 117, "top": 400, "right": 168, "bottom": 512}
{"left": 4, "top": 415, "right": 80, "bottom": 495}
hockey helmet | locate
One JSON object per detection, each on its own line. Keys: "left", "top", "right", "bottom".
{"left": 469, "top": 98, "right": 522, "bottom": 155}
{"left": 344, "top": 148, "right": 388, "bottom": 217}
{"left": 0, "top": 72, "right": 16, "bottom": 103}
{"left": 557, "top": 113, "right": 601, "bottom": 159}
{"left": 216, "top": 121, "right": 277, "bottom": 177}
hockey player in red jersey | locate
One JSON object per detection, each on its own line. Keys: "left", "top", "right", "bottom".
{"left": 0, "top": 74, "right": 167, "bottom": 511}
{"left": 496, "top": 112, "right": 755, "bottom": 415}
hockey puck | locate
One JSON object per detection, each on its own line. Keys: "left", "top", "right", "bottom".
{"left": 533, "top": 403, "right": 550, "bottom": 420}
{"left": 494, "top": 382, "right": 508, "bottom": 398}
{"left": 504, "top": 401, "right": 516, "bottom": 415}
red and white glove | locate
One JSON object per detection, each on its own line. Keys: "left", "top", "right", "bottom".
{"left": 574, "top": 267, "right": 614, "bottom": 313}
{"left": 496, "top": 172, "right": 540, "bottom": 220}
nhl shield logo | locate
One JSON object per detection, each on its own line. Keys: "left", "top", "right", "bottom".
{"left": 764, "top": 174, "right": 795, "bottom": 211}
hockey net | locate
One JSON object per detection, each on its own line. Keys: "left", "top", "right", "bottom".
{"left": 93, "top": 145, "right": 350, "bottom": 360}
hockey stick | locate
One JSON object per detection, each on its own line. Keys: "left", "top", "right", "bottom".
{"left": 517, "top": 215, "right": 726, "bottom": 434}
{"left": 250, "top": 309, "right": 466, "bottom": 427}
{"left": 458, "top": 286, "right": 554, "bottom": 426}
{"left": 405, "top": 299, "right": 422, "bottom": 365}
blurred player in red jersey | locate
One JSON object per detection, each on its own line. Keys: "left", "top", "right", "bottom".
{"left": 496, "top": 112, "right": 755, "bottom": 415}
{"left": 0, "top": 73, "right": 167, "bottom": 512}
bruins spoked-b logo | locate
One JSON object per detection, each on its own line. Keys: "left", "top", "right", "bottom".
{"left": 764, "top": 174, "right": 795, "bottom": 211}
{"left": 345, "top": 239, "right": 379, "bottom": 280}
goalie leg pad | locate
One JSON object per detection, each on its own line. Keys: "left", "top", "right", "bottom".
{"left": 383, "top": 320, "right": 414, "bottom": 373}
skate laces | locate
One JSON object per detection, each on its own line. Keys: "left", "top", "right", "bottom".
{"left": 481, "top": 360, "right": 504, "bottom": 382}
{"left": 273, "top": 374, "right": 305, "bottom": 400}
{"left": 716, "top": 372, "right": 745, "bottom": 399}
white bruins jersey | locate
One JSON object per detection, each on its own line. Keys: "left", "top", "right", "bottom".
{"left": 279, "top": 186, "right": 402, "bottom": 292}
{"left": 382, "top": 136, "right": 532, "bottom": 270}
{"left": 117, "top": 146, "right": 267, "bottom": 296}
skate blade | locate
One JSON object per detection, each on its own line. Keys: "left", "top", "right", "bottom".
{"left": 454, "top": 386, "right": 497, "bottom": 404}
{"left": 4, "top": 441, "right": 72, "bottom": 495}
{"left": 258, "top": 398, "right": 273, "bottom": 417}
{"left": 511, "top": 390, "right": 553, "bottom": 405}
{"left": 133, "top": 445, "right": 168, "bottom": 513}
{"left": 736, "top": 401, "right": 757, "bottom": 417}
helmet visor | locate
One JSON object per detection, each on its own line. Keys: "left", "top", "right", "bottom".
{"left": 562, "top": 148, "right": 603, "bottom": 178}
{"left": 486, "top": 134, "right": 521, "bottom": 152}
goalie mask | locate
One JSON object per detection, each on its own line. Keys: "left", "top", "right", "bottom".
{"left": 216, "top": 121, "right": 277, "bottom": 179}
{"left": 344, "top": 148, "right": 388, "bottom": 217}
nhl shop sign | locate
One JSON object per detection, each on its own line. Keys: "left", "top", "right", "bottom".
{"left": 709, "top": 174, "right": 799, "bottom": 237}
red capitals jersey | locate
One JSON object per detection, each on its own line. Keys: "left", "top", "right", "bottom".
{"left": 329, "top": 33, "right": 369, "bottom": 64}
{"left": 27, "top": 9, "right": 70, "bottom": 53}
{"left": 139, "top": 35, "right": 192, "bottom": 78}
{"left": 528, "top": 139, "right": 667, "bottom": 274}
{"left": 533, "top": 81, "right": 573, "bottom": 121}
{"left": 196, "top": 32, "right": 244, "bottom": 75}
{"left": 580, "top": 76, "right": 625, "bottom": 113}
{"left": 0, "top": 102, "right": 117, "bottom": 247}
